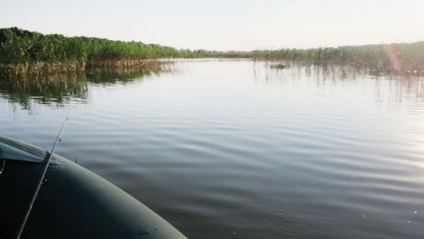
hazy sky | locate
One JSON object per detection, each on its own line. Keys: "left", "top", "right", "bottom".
{"left": 1, "top": 0, "right": 423, "bottom": 51}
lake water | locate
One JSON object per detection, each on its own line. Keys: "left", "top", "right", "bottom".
{"left": 1, "top": 59, "right": 423, "bottom": 238}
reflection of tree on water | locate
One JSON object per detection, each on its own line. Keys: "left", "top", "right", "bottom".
{"left": 0, "top": 63, "right": 174, "bottom": 110}
{"left": 374, "top": 75, "right": 424, "bottom": 107}
{"left": 256, "top": 61, "right": 369, "bottom": 84}
{"left": 86, "top": 61, "right": 173, "bottom": 85}
{"left": 0, "top": 74, "right": 88, "bottom": 110}
{"left": 255, "top": 61, "right": 424, "bottom": 106}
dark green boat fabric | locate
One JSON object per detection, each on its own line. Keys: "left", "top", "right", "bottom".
{"left": 0, "top": 136, "right": 187, "bottom": 239}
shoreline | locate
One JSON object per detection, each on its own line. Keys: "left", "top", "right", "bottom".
{"left": 0, "top": 59, "right": 171, "bottom": 78}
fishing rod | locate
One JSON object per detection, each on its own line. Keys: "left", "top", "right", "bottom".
{"left": 16, "top": 111, "right": 71, "bottom": 239}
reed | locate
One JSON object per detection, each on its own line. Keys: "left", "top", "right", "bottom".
{"left": 2, "top": 27, "right": 424, "bottom": 77}
{"left": 0, "top": 27, "right": 188, "bottom": 77}
{"left": 252, "top": 43, "right": 424, "bottom": 75}
{"left": 0, "top": 62, "right": 172, "bottom": 110}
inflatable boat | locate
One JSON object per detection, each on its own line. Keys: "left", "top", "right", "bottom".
{"left": 0, "top": 136, "right": 187, "bottom": 239}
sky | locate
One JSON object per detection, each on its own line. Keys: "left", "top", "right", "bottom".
{"left": 0, "top": 0, "right": 423, "bottom": 51}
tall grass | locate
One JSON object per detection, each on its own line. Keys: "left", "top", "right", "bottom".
{"left": 0, "top": 27, "right": 186, "bottom": 76}
{"left": 252, "top": 43, "right": 424, "bottom": 75}
{"left": 2, "top": 27, "right": 424, "bottom": 77}
{"left": 0, "top": 63, "right": 174, "bottom": 110}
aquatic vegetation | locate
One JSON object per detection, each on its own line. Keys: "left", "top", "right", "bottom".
{"left": 253, "top": 43, "right": 424, "bottom": 76}
{"left": 0, "top": 27, "right": 186, "bottom": 76}
{"left": 0, "top": 62, "right": 174, "bottom": 110}
{"left": 2, "top": 27, "right": 424, "bottom": 77}
{"left": 0, "top": 73, "right": 88, "bottom": 110}
{"left": 270, "top": 63, "right": 290, "bottom": 69}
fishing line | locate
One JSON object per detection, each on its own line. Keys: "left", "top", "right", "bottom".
{"left": 16, "top": 110, "right": 71, "bottom": 239}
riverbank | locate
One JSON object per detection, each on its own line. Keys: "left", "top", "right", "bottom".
{"left": 0, "top": 59, "right": 167, "bottom": 78}
{"left": 2, "top": 27, "right": 424, "bottom": 77}
{"left": 0, "top": 27, "right": 185, "bottom": 77}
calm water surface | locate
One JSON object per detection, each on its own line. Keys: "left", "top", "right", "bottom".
{"left": 1, "top": 59, "right": 424, "bottom": 238}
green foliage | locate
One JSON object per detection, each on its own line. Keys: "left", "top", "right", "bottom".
{"left": 252, "top": 43, "right": 424, "bottom": 74}
{"left": 2, "top": 27, "right": 423, "bottom": 76}
{"left": 0, "top": 27, "right": 187, "bottom": 66}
